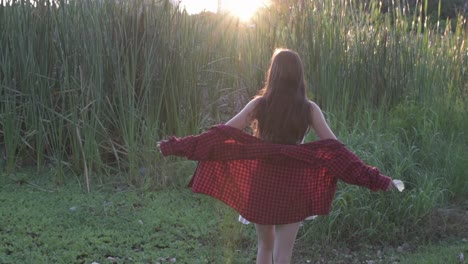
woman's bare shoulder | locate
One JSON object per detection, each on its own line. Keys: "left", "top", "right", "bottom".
{"left": 250, "top": 96, "right": 263, "bottom": 104}
{"left": 308, "top": 100, "right": 321, "bottom": 112}
{"left": 244, "top": 96, "right": 262, "bottom": 110}
{"left": 309, "top": 100, "right": 320, "bottom": 109}
{"left": 225, "top": 97, "right": 262, "bottom": 130}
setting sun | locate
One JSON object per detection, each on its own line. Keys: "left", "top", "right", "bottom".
{"left": 224, "top": 0, "right": 270, "bottom": 21}
{"left": 174, "top": 0, "right": 270, "bottom": 21}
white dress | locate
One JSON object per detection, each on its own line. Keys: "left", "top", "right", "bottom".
{"left": 238, "top": 215, "right": 317, "bottom": 225}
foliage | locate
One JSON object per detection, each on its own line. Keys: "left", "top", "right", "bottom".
{"left": 0, "top": 172, "right": 256, "bottom": 263}
{"left": 1, "top": 173, "right": 466, "bottom": 263}
{"left": 353, "top": 0, "right": 468, "bottom": 19}
{"left": 1, "top": 0, "right": 466, "bottom": 183}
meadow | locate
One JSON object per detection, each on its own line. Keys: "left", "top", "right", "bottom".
{"left": 0, "top": 0, "right": 467, "bottom": 262}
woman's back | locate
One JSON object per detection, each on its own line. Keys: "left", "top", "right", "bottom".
{"left": 252, "top": 96, "right": 311, "bottom": 144}
{"left": 225, "top": 49, "right": 336, "bottom": 141}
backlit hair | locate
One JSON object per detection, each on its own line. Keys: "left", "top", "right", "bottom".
{"left": 251, "top": 49, "right": 312, "bottom": 144}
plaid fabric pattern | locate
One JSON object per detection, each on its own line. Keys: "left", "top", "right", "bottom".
{"left": 160, "top": 125, "right": 392, "bottom": 225}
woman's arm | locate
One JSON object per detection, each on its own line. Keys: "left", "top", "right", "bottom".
{"left": 330, "top": 145, "right": 394, "bottom": 192}
{"left": 225, "top": 98, "right": 260, "bottom": 130}
{"left": 309, "top": 101, "right": 337, "bottom": 140}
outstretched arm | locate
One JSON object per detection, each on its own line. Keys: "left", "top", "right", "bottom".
{"left": 331, "top": 145, "right": 393, "bottom": 191}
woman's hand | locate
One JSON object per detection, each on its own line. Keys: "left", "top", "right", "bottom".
{"left": 391, "top": 179, "right": 405, "bottom": 192}
{"left": 156, "top": 140, "right": 166, "bottom": 153}
{"left": 386, "top": 179, "right": 405, "bottom": 192}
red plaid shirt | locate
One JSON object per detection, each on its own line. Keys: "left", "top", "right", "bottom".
{"left": 160, "top": 125, "right": 392, "bottom": 225}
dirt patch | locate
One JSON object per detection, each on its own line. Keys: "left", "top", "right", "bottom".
{"left": 425, "top": 205, "right": 468, "bottom": 240}
{"left": 292, "top": 204, "right": 468, "bottom": 263}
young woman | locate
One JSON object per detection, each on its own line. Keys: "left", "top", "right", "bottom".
{"left": 159, "top": 49, "right": 394, "bottom": 264}
{"left": 224, "top": 49, "right": 338, "bottom": 263}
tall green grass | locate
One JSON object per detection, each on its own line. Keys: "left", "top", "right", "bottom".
{"left": 0, "top": 0, "right": 210, "bottom": 186}
{"left": 0, "top": 0, "right": 467, "bottom": 245}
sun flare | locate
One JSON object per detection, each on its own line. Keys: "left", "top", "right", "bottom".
{"left": 224, "top": 0, "right": 270, "bottom": 21}
{"left": 174, "top": 0, "right": 270, "bottom": 21}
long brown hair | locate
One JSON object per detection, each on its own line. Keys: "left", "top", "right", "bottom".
{"left": 251, "top": 49, "right": 312, "bottom": 144}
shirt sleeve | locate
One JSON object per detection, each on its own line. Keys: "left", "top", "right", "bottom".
{"left": 158, "top": 125, "right": 276, "bottom": 161}
{"left": 159, "top": 125, "right": 247, "bottom": 160}
{"left": 330, "top": 146, "right": 392, "bottom": 191}
{"left": 159, "top": 131, "right": 214, "bottom": 160}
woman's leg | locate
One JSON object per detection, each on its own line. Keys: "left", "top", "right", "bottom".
{"left": 254, "top": 224, "right": 275, "bottom": 264}
{"left": 273, "top": 222, "right": 301, "bottom": 264}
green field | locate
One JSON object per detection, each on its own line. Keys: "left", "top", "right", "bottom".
{"left": 1, "top": 0, "right": 467, "bottom": 262}
{"left": 1, "top": 173, "right": 467, "bottom": 263}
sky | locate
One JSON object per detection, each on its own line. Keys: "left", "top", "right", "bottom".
{"left": 170, "top": 0, "right": 270, "bottom": 21}
{"left": 170, "top": 0, "right": 218, "bottom": 14}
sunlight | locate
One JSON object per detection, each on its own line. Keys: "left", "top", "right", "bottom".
{"left": 173, "top": 0, "right": 270, "bottom": 21}
{"left": 224, "top": 0, "right": 270, "bottom": 21}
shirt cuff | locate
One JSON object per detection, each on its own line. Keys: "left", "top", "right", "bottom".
{"left": 378, "top": 174, "right": 393, "bottom": 191}
{"left": 159, "top": 136, "right": 176, "bottom": 156}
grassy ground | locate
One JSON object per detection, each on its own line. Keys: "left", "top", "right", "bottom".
{"left": 0, "top": 171, "right": 256, "bottom": 264}
{"left": 1, "top": 171, "right": 466, "bottom": 264}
